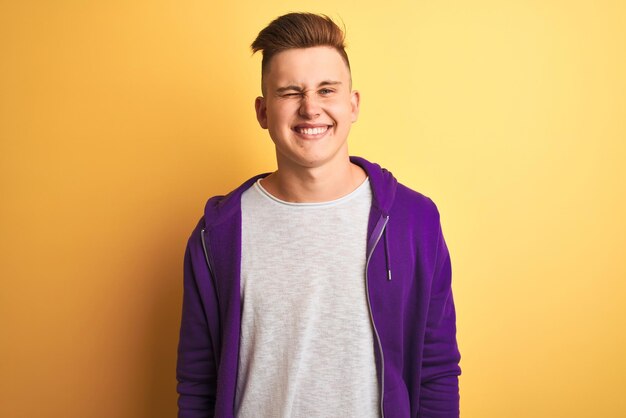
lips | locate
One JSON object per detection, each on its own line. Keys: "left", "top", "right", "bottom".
{"left": 293, "top": 124, "right": 332, "bottom": 137}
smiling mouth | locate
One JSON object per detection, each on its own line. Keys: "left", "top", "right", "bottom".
{"left": 293, "top": 125, "right": 331, "bottom": 136}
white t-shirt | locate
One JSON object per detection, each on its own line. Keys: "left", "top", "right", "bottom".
{"left": 235, "top": 177, "right": 379, "bottom": 418}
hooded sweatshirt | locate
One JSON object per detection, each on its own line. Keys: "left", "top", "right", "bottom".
{"left": 176, "top": 156, "right": 461, "bottom": 418}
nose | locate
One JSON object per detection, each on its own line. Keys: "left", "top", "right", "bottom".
{"left": 298, "top": 94, "right": 321, "bottom": 119}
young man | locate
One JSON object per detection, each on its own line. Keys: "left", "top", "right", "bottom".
{"left": 177, "top": 12, "right": 461, "bottom": 418}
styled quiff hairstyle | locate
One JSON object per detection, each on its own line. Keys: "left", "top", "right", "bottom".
{"left": 251, "top": 13, "right": 351, "bottom": 94}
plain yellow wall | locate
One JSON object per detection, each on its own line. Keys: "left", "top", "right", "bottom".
{"left": 1, "top": 1, "right": 625, "bottom": 417}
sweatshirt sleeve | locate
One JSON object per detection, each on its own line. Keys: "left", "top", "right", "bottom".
{"left": 419, "top": 222, "right": 462, "bottom": 418}
{"left": 176, "top": 240, "right": 217, "bottom": 418}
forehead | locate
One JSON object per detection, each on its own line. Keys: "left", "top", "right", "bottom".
{"left": 265, "top": 46, "right": 351, "bottom": 86}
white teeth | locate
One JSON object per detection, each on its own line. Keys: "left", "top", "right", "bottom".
{"left": 297, "top": 126, "right": 328, "bottom": 135}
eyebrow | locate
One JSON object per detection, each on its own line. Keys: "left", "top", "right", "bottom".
{"left": 275, "top": 80, "right": 342, "bottom": 94}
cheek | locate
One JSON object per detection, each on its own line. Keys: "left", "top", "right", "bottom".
{"left": 267, "top": 104, "right": 296, "bottom": 125}
{"left": 327, "top": 103, "right": 354, "bottom": 123}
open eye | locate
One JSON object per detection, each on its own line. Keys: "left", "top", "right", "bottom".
{"left": 319, "top": 88, "right": 334, "bottom": 95}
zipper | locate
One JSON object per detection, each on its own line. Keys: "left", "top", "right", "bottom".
{"left": 200, "top": 227, "right": 222, "bottom": 353}
{"left": 365, "top": 214, "right": 389, "bottom": 418}
{"left": 200, "top": 228, "right": 214, "bottom": 277}
{"left": 201, "top": 227, "right": 224, "bottom": 375}
{"left": 201, "top": 228, "right": 221, "bottom": 316}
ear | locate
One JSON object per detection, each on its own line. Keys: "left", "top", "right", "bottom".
{"left": 350, "top": 90, "right": 361, "bottom": 123}
{"left": 255, "top": 96, "right": 268, "bottom": 129}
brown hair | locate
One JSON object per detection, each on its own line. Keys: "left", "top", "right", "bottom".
{"left": 251, "top": 13, "right": 351, "bottom": 92}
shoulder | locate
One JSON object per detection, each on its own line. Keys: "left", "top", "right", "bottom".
{"left": 392, "top": 181, "right": 441, "bottom": 227}
{"left": 202, "top": 173, "right": 269, "bottom": 229}
{"left": 185, "top": 173, "right": 268, "bottom": 249}
{"left": 389, "top": 182, "right": 446, "bottom": 264}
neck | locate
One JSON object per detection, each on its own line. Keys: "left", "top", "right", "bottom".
{"left": 262, "top": 156, "right": 367, "bottom": 203}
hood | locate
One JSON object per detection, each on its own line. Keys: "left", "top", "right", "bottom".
{"left": 350, "top": 156, "right": 398, "bottom": 216}
{"left": 203, "top": 156, "right": 398, "bottom": 229}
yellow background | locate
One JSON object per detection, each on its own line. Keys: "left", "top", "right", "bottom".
{"left": 1, "top": 1, "right": 625, "bottom": 417}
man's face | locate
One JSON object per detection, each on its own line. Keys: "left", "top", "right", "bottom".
{"left": 255, "top": 46, "right": 360, "bottom": 170}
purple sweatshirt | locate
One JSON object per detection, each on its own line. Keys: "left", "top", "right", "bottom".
{"left": 177, "top": 156, "right": 461, "bottom": 418}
